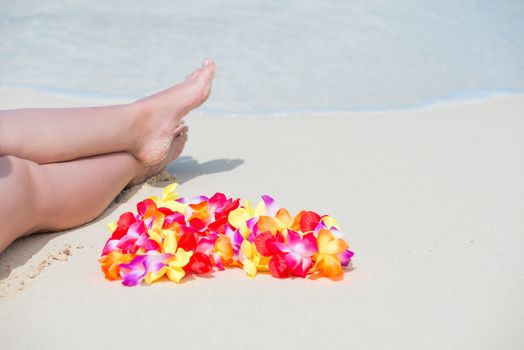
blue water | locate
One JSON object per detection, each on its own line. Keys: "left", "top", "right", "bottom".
{"left": 1, "top": 0, "right": 523, "bottom": 114}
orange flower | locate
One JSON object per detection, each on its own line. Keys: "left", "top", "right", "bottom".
{"left": 311, "top": 229, "right": 349, "bottom": 280}
{"left": 99, "top": 251, "right": 134, "bottom": 280}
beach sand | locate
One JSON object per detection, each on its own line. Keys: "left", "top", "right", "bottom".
{"left": 1, "top": 88, "right": 523, "bottom": 349}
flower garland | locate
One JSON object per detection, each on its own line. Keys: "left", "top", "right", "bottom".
{"left": 99, "top": 183, "right": 354, "bottom": 286}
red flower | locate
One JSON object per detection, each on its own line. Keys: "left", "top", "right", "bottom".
{"left": 268, "top": 254, "right": 288, "bottom": 278}
{"left": 253, "top": 230, "right": 318, "bottom": 278}
{"left": 137, "top": 198, "right": 157, "bottom": 217}
{"left": 254, "top": 231, "right": 289, "bottom": 278}
{"left": 178, "top": 232, "right": 197, "bottom": 251}
{"left": 185, "top": 252, "right": 213, "bottom": 274}
{"left": 110, "top": 212, "right": 136, "bottom": 240}
{"left": 299, "top": 211, "right": 322, "bottom": 232}
{"left": 207, "top": 193, "right": 240, "bottom": 233}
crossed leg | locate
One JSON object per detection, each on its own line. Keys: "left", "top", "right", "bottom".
{"left": 0, "top": 59, "right": 215, "bottom": 254}
{"left": 0, "top": 129, "right": 188, "bottom": 253}
{"left": 0, "top": 59, "right": 214, "bottom": 165}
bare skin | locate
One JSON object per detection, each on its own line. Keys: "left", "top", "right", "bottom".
{"left": 0, "top": 59, "right": 215, "bottom": 254}
{"left": 0, "top": 59, "right": 214, "bottom": 165}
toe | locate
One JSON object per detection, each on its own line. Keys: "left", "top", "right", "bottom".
{"left": 173, "top": 122, "right": 186, "bottom": 135}
{"left": 171, "top": 132, "right": 188, "bottom": 159}
{"left": 185, "top": 59, "right": 214, "bottom": 83}
{"left": 179, "top": 131, "right": 188, "bottom": 143}
{"left": 195, "top": 63, "right": 215, "bottom": 87}
{"left": 204, "top": 60, "right": 215, "bottom": 77}
{"left": 186, "top": 68, "right": 200, "bottom": 81}
{"left": 203, "top": 58, "right": 215, "bottom": 69}
{"left": 175, "top": 124, "right": 189, "bottom": 137}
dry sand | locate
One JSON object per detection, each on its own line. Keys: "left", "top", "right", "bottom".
{"left": 1, "top": 88, "right": 523, "bottom": 349}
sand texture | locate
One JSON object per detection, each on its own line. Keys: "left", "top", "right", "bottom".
{"left": 1, "top": 89, "right": 523, "bottom": 349}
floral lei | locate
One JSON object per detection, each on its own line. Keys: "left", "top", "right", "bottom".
{"left": 99, "top": 183, "right": 354, "bottom": 286}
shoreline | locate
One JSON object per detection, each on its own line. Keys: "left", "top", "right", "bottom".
{"left": 1, "top": 86, "right": 523, "bottom": 117}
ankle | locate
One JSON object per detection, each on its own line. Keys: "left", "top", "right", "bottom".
{"left": 125, "top": 100, "right": 152, "bottom": 155}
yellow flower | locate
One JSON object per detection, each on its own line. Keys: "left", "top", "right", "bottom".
{"left": 240, "top": 240, "right": 269, "bottom": 278}
{"left": 163, "top": 229, "right": 193, "bottom": 283}
{"left": 150, "top": 183, "right": 187, "bottom": 214}
{"left": 165, "top": 249, "right": 193, "bottom": 283}
{"left": 228, "top": 199, "right": 268, "bottom": 238}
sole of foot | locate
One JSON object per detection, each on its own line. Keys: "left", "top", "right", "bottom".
{"left": 130, "top": 122, "right": 189, "bottom": 186}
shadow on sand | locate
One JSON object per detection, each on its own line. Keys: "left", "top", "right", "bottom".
{"left": 0, "top": 155, "right": 244, "bottom": 283}
{"left": 163, "top": 155, "right": 245, "bottom": 185}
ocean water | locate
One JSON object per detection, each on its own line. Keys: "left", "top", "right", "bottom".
{"left": 1, "top": 0, "right": 523, "bottom": 114}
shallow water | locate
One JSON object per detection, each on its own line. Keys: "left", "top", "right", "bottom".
{"left": 1, "top": 0, "right": 523, "bottom": 114}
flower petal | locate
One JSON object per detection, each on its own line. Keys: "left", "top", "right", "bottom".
{"left": 162, "top": 200, "right": 187, "bottom": 214}
{"left": 171, "top": 249, "right": 193, "bottom": 268}
{"left": 99, "top": 251, "right": 134, "bottom": 280}
{"left": 117, "top": 212, "right": 136, "bottom": 230}
{"left": 214, "top": 235, "right": 234, "bottom": 266}
{"left": 261, "top": 195, "right": 277, "bottom": 216}
{"left": 119, "top": 255, "right": 147, "bottom": 286}
{"left": 163, "top": 230, "right": 177, "bottom": 254}
{"left": 288, "top": 231, "right": 318, "bottom": 257}
{"left": 285, "top": 253, "right": 312, "bottom": 278}
{"left": 228, "top": 208, "right": 250, "bottom": 229}
{"left": 136, "top": 233, "right": 160, "bottom": 251}
{"left": 137, "top": 199, "right": 157, "bottom": 218}
{"left": 195, "top": 235, "right": 216, "bottom": 254}
{"left": 101, "top": 239, "right": 119, "bottom": 255}
{"left": 240, "top": 240, "right": 256, "bottom": 260}
{"left": 253, "top": 231, "right": 275, "bottom": 257}
{"left": 300, "top": 211, "right": 322, "bottom": 232}
{"left": 243, "top": 259, "right": 257, "bottom": 279}
{"left": 107, "top": 222, "right": 117, "bottom": 233}
{"left": 257, "top": 216, "right": 278, "bottom": 235}
{"left": 144, "top": 267, "right": 167, "bottom": 284}
{"left": 275, "top": 208, "right": 292, "bottom": 227}
{"left": 323, "top": 236, "right": 349, "bottom": 255}
{"left": 161, "top": 183, "right": 178, "bottom": 201}
{"left": 268, "top": 254, "right": 288, "bottom": 278}
{"left": 187, "top": 252, "right": 213, "bottom": 274}
{"left": 339, "top": 249, "right": 354, "bottom": 267}
{"left": 166, "top": 267, "right": 186, "bottom": 283}
{"left": 253, "top": 199, "right": 265, "bottom": 217}
{"left": 321, "top": 216, "right": 340, "bottom": 230}
{"left": 178, "top": 232, "right": 197, "bottom": 251}
{"left": 316, "top": 254, "right": 344, "bottom": 279}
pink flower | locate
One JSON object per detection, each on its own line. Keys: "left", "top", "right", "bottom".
{"left": 254, "top": 230, "right": 318, "bottom": 278}
{"left": 116, "top": 220, "right": 160, "bottom": 254}
{"left": 283, "top": 230, "right": 318, "bottom": 277}
{"left": 119, "top": 252, "right": 171, "bottom": 286}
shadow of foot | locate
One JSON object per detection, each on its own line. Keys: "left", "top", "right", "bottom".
{"left": 160, "top": 155, "right": 244, "bottom": 185}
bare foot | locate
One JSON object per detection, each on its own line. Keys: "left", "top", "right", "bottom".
{"left": 133, "top": 59, "right": 215, "bottom": 165}
{"left": 130, "top": 123, "right": 189, "bottom": 185}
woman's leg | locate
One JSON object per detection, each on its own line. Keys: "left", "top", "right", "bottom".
{"left": 0, "top": 129, "right": 188, "bottom": 254}
{"left": 0, "top": 59, "right": 214, "bottom": 165}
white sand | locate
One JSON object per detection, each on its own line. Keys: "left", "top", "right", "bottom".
{"left": 1, "top": 88, "right": 523, "bottom": 349}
